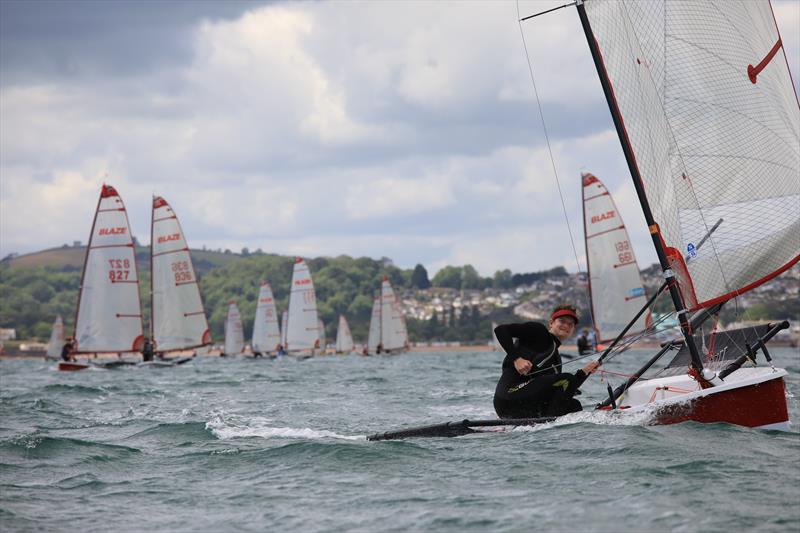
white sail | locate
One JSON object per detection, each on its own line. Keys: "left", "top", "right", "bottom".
{"left": 335, "top": 315, "right": 354, "bottom": 353}
{"left": 491, "top": 321, "right": 502, "bottom": 351}
{"left": 318, "top": 318, "right": 326, "bottom": 350}
{"left": 150, "top": 196, "right": 211, "bottom": 352}
{"left": 280, "top": 310, "right": 288, "bottom": 348}
{"left": 367, "top": 295, "right": 381, "bottom": 353}
{"left": 582, "top": 0, "right": 799, "bottom": 310}
{"left": 582, "top": 172, "right": 652, "bottom": 342}
{"left": 380, "top": 278, "right": 408, "bottom": 351}
{"left": 223, "top": 300, "right": 244, "bottom": 355}
{"left": 74, "top": 184, "right": 144, "bottom": 354}
{"left": 285, "top": 257, "right": 320, "bottom": 353}
{"left": 46, "top": 315, "right": 64, "bottom": 358}
{"left": 251, "top": 281, "right": 281, "bottom": 354}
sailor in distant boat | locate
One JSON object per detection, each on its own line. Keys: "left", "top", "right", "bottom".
{"left": 577, "top": 329, "right": 594, "bottom": 355}
{"left": 141, "top": 338, "right": 154, "bottom": 362}
{"left": 60, "top": 338, "right": 77, "bottom": 362}
{"left": 493, "top": 305, "right": 599, "bottom": 419}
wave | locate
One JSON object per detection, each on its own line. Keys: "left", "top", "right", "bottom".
{"left": 0, "top": 433, "right": 140, "bottom": 460}
{"left": 206, "top": 414, "right": 362, "bottom": 441}
{"left": 122, "top": 421, "right": 215, "bottom": 444}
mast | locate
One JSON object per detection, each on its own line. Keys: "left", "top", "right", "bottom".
{"left": 575, "top": 0, "right": 704, "bottom": 372}
{"left": 149, "top": 194, "right": 155, "bottom": 344}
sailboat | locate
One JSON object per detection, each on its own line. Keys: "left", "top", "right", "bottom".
{"left": 335, "top": 314, "right": 355, "bottom": 354}
{"left": 581, "top": 172, "right": 652, "bottom": 343}
{"left": 251, "top": 281, "right": 281, "bottom": 357}
{"left": 45, "top": 316, "right": 64, "bottom": 360}
{"left": 64, "top": 184, "right": 144, "bottom": 371}
{"left": 317, "top": 318, "right": 327, "bottom": 353}
{"left": 284, "top": 257, "right": 320, "bottom": 358}
{"left": 368, "top": 0, "right": 798, "bottom": 439}
{"left": 148, "top": 195, "right": 211, "bottom": 366}
{"left": 222, "top": 300, "right": 245, "bottom": 356}
{"left": 570, "top": 0, "right": 798, "bottom": 430}
{"left": 365, "top": 277, "right": 409, "bottom": 355}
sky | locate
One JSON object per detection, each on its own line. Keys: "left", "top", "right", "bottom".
{"left": 1, "top": 0, "right": 798, "bottom": 277}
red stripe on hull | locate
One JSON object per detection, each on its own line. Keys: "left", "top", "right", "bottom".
{"left": 58, "top": 362, "right": 90, "bottom": 372}
{"left": 653, "top": 377, "right": 788, "bottom": 428}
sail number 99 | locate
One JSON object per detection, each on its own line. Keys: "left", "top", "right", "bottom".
{"left": 615, "top": 241, "right": 633, "bottom": 263}
{"left": 108, "top": 259, "right": 131, "bottom": 282}
{"left": 172, "top": 260, "right": 193, "bottom": 283}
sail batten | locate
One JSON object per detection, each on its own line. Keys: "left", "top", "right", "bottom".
{"left": 581, "top": 0, "right": 800, "bottom": 310}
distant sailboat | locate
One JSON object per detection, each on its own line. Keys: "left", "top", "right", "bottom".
{"left": 366, "top": 295, "right": 381, "bottom": 356}
{"left": 491, "top": 321, "right": 502, "bottom": 351}
{"left": 65, "top": 184, "right": 144, "bottom": 371}
{"left": 335, "top": 314, "right": 354, "bottom": 354}
{"left": 317, "top": 318, "right": 327, "bottom": 353}
{"left": 366, "top": 277, "right": 409, "bottom": 355}
{"left": 285, "top": 257, "right": 320, "bottom": 357}
{"left": 582, "top": 172, "right": 652, "bottom": 343}
{"left": 149, "top": 196, "right": 211, "bottom": 365}
{"left": 280, "top": 310, "right": 288, "bottom": 350}
{"left": 46, "top": 315, "right": 64, "bottom": 360}
{"left": 223, "top": 300, "right": 244, "bottom": 356}
{"left": 251, "top": 281, "right": 281, "bottom": 357}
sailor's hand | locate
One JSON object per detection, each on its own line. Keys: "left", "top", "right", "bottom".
{"left": 582, "top": 361, "right": 600, "bottom": 375}
{"left": 513, "top": 357, "right": 533, "bottom": 375}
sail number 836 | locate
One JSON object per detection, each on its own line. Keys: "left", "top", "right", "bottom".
{"left": 172, "top": 260, "right": 193, "bottom": 283}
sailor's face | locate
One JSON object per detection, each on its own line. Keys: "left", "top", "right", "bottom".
{"left": 549, "top": 317, "right": 576, "bottom": 340}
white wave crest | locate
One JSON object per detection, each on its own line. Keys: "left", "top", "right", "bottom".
{"left": 206, "top": 414, "right": 362, "bottom": 441}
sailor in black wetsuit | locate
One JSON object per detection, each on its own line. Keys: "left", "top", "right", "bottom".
{"left": 493, "top": 305, "right": 600, "bottom": 419}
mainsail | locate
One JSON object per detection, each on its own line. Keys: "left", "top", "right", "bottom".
{"left": 380, "top": 278, "right": 409, "bottom": 351}
{"left": 367, "top": 295, "right": 381, "bottom": 353}
{"left": 285, "top": 257, "right": 320, "bottom": 352}
{"left": 335, "top": 314, "right": 354, "bottom": 353}
{"left": 280, "top": 310, "right": 288, "bottom": 348}
{"left": 251, "top": 281, "right": 281, "bottom": 354}
{"left": 223, "top": 300, "right": 244, "bottom": 355}
{"left": 582, "top": 172, "right": 652, "bottom": 342}
{"left": 150, "top": 196, "right": 211, "bottom": 352}
{"left": 74, "top": 184, "right": 144, "bottom": 354}
{"left": 46, "top": 315, "right": 64, "bottom": 359}
{"left": 580, "top": 0, "right": 799, "bottom": 310}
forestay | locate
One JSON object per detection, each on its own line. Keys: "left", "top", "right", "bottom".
{"left": 582, "top": 172, "right": 651, "bottom": 342}
{"left": 74, "top": 184, "right": 144, "bottom": 354}
{"left": 224, "top": 301, "right": 244, "bottom": 355}
{"left": 582, "top": 0, "right": 800, "bottom": 309}
{"left": 151, "top": 196, "right": 211, "bottom": 352}
{"left": 335, "top": 314, "right": 354, "bottom": 353}
{"left": 285, "top": 258, "right": 320, "bottom": 352}
{"left": 251, "top": 281, "right": 281, "bottom": 354}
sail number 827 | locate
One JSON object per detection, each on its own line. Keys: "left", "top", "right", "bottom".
{"left": 108, "top": 259, "right": 131, "bottom": 282}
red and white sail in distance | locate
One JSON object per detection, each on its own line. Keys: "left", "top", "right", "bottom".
{"left": 252, "top": 281, "right": 281, "bottom": 354}
{"left": 335, "top": 315, "right": 354, "bottom": 353}
{"left": 224, "top": 300, "right": 244, "bottom": 355}
{"left": 151, "top": 196, "right": 211, "bottom": 352}
{"left": 74, "top": 184, "right": 144, "bottom": 354}
{"left": 285, "top": 257, "right": 320, "bottom": 352}
{"left": 582, "top": 0, "right": 799, "bottom": 310}
{"left": 47, "top": 315, "right": 64, "bottom": 359}
{"left": 280, "top": 310, "right": 287, "bottom": 348}
{"left": 367, "top": 295, "right": 381, "bottom": 353}
{"left": 380, "top": 278, "right": 408, "bottom": 351}
{"left": 582, "top": 172, "right": 651, "bottom": 342}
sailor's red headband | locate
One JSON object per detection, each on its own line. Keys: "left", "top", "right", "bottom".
{"left": 550, "top": 309, "right": 579, "bottom": 324}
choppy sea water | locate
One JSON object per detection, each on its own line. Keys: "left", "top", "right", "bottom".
{"left": 1, "top": 347, "right": 799, "bottom": 532}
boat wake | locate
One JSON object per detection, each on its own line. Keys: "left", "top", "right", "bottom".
{"left": 206, "top": 414, "right": 362, "bottom": 441}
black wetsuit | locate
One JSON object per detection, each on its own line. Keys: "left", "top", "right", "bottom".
{"left": 60, "top": 342, "right": 74, "bottom": 362}
{"left": 493, "top": 322, "right": 590, "bottom": 419}
{"left": 577, "top": 335, "right": 592, "bottom": 355}
{"left": 142, "top": 341, "right": 154, "bottom": 362}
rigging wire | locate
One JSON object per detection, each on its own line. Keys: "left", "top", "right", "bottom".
{"left": 516, "top": 0, "right": 594, "bottom": 329}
